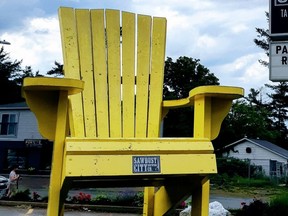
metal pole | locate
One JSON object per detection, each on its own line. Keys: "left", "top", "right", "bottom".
{"left": 0, "top": 40, "right": 11, "bottom": 45}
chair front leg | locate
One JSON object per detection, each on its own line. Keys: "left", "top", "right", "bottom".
{"left": 47, "top": 91, "right": 69, "bottom": 216}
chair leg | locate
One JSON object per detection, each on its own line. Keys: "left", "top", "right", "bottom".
{"left": 47, "top": 91, "right": 68, "bottom": 216}
{"left": 143, "top": 187, "right": 155, "bottom": 216}
{"left": 191, "top": 177, "right": 210, "bottom": 216}
{"left": 46, "top": 174, "right": 64, "bottom": 216}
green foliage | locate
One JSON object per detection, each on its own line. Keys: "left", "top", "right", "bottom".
{"left": 11, "top": 189, "right": 31, "bottom": 201}
{"left": 91, "top": 194, "right": 111, "bottom": 205}
{"left": 268, "top": 193, "right": 288, "bottom": 216}
{"left": 214, "top": 98, "right": 279, "bottom": 149}
{"left": 234, "top": 176, "right": 272, "bottom": 188}
{"left": 111, "top": 191, "right": 140, "bottom": 206}
{"left": 216, "top": 158, "right": 261, "bottom": 178}
{"left": 163, "top": 56, "right": 219, "bottom": 100}
{"left": 235, "top": 194, "right": 288, "bottom": 216}
{"left": 163, "top": 56, "right": 219, "bottom": 137}
{"left": 0, "top": 47, "right": 40, "bottom": 104}
{"left": 235, "top": 199, "right": 269, "bottom": 216}
{"left": 0, "top": 47, "right": 23, "bottom": 104}
{"left": 132, "top": 191, "right": 144, "bottom": 207}
{"left": 46, "top": 61, "right": 63, "bottom": 77}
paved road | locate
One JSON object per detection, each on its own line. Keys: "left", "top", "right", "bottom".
{"left": 0, "top": 206, "right": 141, "bottom": 216}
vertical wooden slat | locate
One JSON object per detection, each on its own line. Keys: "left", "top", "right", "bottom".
{"left": 75, "top": 9, "right": 96, "bottom": 137}
{"left": 58, "top": 7, "right": 85, "bottom": 137}
{"left": 135, "top": 15, "right": 152, "bottom": 138}
{"left": 122, "top": 12, "right": 136, "bottom": 138}
{"left": 147, "top": 17, "right": 167, "bottom": 137}
{"left": 106, "top": 10, "right": 122, "bottom": 137}
{"left": 91, "top": 9, "right": 109, "bottom": 138}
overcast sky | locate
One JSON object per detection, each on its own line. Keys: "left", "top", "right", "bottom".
{"left": 0, "top": 0, "right": 272, "bottom": 95}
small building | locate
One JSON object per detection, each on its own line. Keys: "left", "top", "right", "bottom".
{"left": 0, "top": 102, "right": 52, "bottom": 173}
{"left": 221, "top": 137, "right": 288, "bottom": 177}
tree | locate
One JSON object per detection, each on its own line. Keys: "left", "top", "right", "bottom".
{"left": 0, "top": 47, "right": 24, "bottom": 104}
{"left": 46, "top": 61, "right": 64, "bottom": 77}
{"left": 254, "top": 12, "right": 270, "bottom": 67}
{"left": 214, "top": 98, "right": 280, "bottom": 150}
{"left": 0, "top": 47, "right": 41, "bottom": 104}
{"left": 163, "top": 56, "right": 219, "bottom": 137}
{"left": 216, "top": 12, "right": 288, "bottom": 149}
{"left": 253, "top": 12, "right": 288, "bottom": 147}
{"left": 163, "top": 56, "right": 219, "bottom": 99}
{"left": 265, "top": 82, "right": 288, "bottom": 147}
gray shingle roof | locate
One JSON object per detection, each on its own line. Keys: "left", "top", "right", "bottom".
{"left": 0, "top": 102, "right": 28, "bottom": 109}
{"left": 249, "top": 138, "right": 288, "bottom": 159}
{"left": 224, "top": 137, "right": 288, "bottom": 159}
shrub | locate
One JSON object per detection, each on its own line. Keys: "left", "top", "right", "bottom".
{"left": 233, "top": 176, "right": 272, "bottom": 187}
{"left": 91, "top": 194, "right": 111, "bottom": 205}
{"left": 11, "top": 189, "right": 31, "bottom": 201}
{"left": 268, "top": 193, "right": 288, "bottom": 216}
{"left": 235, "top": 199, "right": 269, "bottom": 216}
{"left": 70, "top": 192, "right": 91, "bottom": 204}
{"left": 133, "top": 191, "right": 144, "bottom": 207}
{"left": 217, "top": 157, "right": 264, "bottom": 178}
{"left": 111, "top": 191, "right": 136, "bottom": 206}
{"left": 32, "top": 191, "right": 41, "bottom": 201}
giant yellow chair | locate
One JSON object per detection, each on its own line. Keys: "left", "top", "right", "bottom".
{"left": 22, "top": 7, "right": 244, "bottom": 216}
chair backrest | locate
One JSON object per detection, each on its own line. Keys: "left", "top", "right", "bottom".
{"left": 58, "top": 7, "right": 167, "bottom": 139}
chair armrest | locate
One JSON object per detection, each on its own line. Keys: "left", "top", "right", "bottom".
{"left": 162, "top": 85, "right": 244, "bottom": 140}
{"left": 22, "top": 77, "right": 84, "bottom": 140}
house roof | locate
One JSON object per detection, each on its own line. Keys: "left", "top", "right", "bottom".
{"left": 0, "top": 102, "right": 29, "bottom": 110}
{"left": 224, "top": 137, "right": 288, "bottom": 159}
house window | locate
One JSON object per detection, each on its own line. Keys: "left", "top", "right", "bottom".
{"left": 0, "top": 113, "right": 18, "bottom": 136}
{"left": 6, "top": 149, "right": 27, "bottom": 169}
{"left": 246, "top": 147, "right": 252, "bottom": 153}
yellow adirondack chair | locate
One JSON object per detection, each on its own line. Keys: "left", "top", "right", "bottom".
{"left": 22, "top": 7, "right": 244, "bottom": 216}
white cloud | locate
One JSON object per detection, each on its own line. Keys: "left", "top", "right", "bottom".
{"left": 0, "top": 0, "right": 272, "bottom": 94}
{"left": 210, "top": 53, "right": 270, "bottom": 95}
{"left": 1, "top": 16, "right": 62, "bottom": 74}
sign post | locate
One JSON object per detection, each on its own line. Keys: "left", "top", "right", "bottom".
{"left": 269, "top": 0, "right": 288, "bottom": 81}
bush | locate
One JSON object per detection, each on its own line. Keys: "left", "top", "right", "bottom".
{"left": 268, "top": 193, "right": 288, "bottom": 216}
{"left": 233, "top": 176, "right": 273, "bottom": 187}
{"left": 217, "top": 158, "right": 261, "bottom": 178}
{"left": 234, "top": 194, "right": 288, "bottom": 216}
{"left": 11, "top": 189, "right": 31, "bottom": 201}
{"left": 91, "top": 194, "right": 111, "bottom": 205}
{"left": 69, "top": 192, "right": 92, "bottom": 204}
{"left": 235, "top": 199, "right": 269, "bottom": 216}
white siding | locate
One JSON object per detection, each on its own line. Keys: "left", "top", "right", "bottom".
{"left": 224, "top": 141, "right": 287, "bottom": 163}
{"left": 17, "top": 110, "right": 43, "bottom": 140}
{"left": 222, "top": 141, "right": 288, "bottom": 176}
{"left": 0, "top": 109, "right": 43, "bottom": 141}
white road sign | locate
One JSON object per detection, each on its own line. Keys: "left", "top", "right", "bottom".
{"left": 270, "top": 41, "right": 288, "bottom": 81}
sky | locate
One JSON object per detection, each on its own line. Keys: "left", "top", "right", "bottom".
{"left": 0, "top": 0, "right": 272, "bottom": 96}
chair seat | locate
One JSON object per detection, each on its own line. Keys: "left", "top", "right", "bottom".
{"left": 63, "top": 137, "right": 217, "bottom": 177}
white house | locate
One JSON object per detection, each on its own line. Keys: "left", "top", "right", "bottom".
{"left": 221, "top": 137, "right": 288, "bottom": 177}
{"left": 0, "top": 102, "right": 52, "bottom": 173}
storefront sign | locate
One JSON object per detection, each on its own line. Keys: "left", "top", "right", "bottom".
{"left": 25, "top": 139, "right": 43, "bottom": 148}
